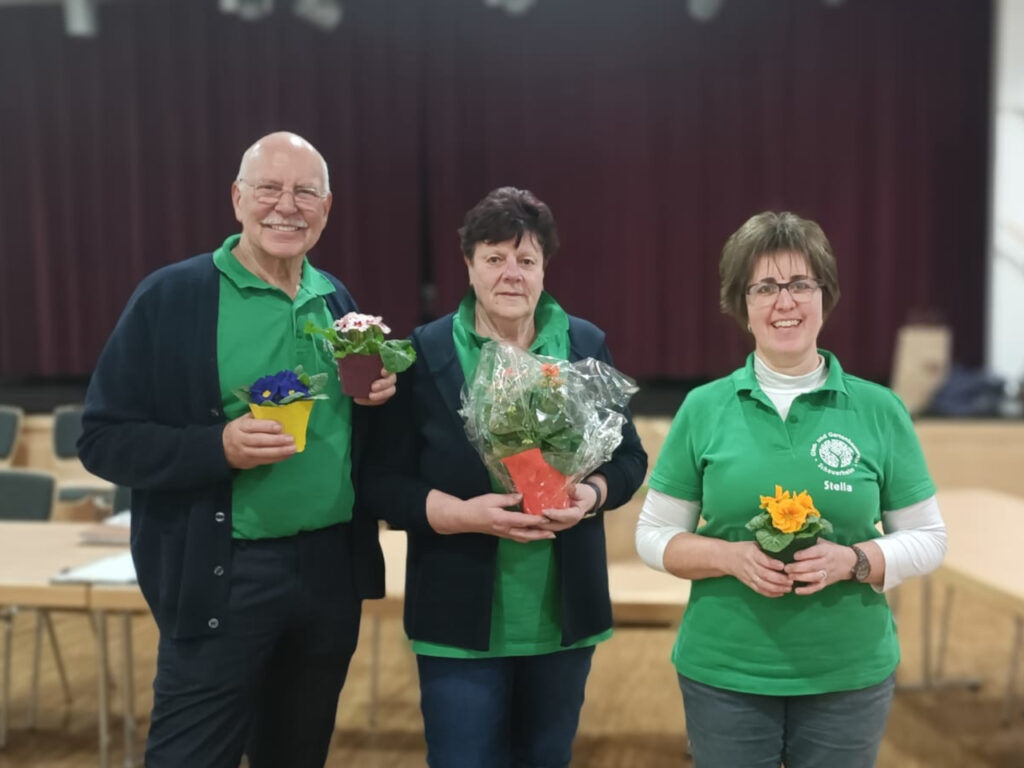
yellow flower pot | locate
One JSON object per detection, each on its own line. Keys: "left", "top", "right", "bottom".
{"left": 249, "top": 399, "right": 315, "bottom": 452}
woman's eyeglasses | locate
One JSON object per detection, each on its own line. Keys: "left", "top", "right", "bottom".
{"left": 745, "top": 279, "right": 822, "bottom": 305}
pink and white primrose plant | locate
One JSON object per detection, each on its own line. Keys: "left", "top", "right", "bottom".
{"left": 304, "top": 312, "right": 416, "bottom": 373}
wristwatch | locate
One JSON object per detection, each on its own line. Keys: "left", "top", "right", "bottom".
{"left": 850, "top": 544, "right": 871, "bottom": 581}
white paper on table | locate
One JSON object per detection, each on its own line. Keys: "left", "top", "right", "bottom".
{"left": 51, "top": 551, "right": 137, "bottom": 585}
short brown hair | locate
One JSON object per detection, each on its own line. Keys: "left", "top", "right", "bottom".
{"left": 458, "top": 187, "right": 560, "bottom": 264}
{"left": 719, "top": 211, "right": 840, "bottom": 328}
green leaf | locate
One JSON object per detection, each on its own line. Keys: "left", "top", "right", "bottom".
{"left": 795, "top": 520, "right": 822, "bottom": 539}
{"left": 304, "top": 320, "right": 341, "bottom": 348}
{"left": 304, "top": 372, "right": 329, "bottom": 396}
{"left": 232, "top": 385, "right": 254, "bottom": 404}
{"left": 380, "top": 341, "right": 417, "bottom": 373}
{"left": 755, "top": 528, "right": 793, "bottom": 553}
{"left": 745, "top": 512, "right": 770, "bottom": 532}
{"left": 818, "top": 518, "right": 834, "bottom": 535}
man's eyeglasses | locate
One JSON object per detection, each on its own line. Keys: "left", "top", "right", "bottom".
{"left": 237, "top": 179, "right": 328, "bottom": 209}
{"left": 745, "top": 278, "right": 822, "bottom": 305}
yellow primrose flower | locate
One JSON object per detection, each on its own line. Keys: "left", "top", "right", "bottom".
{"left": 793, "top": 490, "right": 820, "bottom": 518}
{"left": 759, "top": 484, "right": 789, "bottom": 510}
{"left": 748, "top": 485, "right": 833, "bottom": 555}
{"left": 768, "top": 496, "right": 810, "bottom": 533}
{"left": 757, "top": 485, "right": 820, "bottom": 533}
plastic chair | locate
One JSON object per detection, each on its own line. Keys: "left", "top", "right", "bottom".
{"left": 0, "top": 406, "right": 23, "bottom": 468}
{"left": 51, "top": 404, "right": 113, "bottom": 507}
{"left": 112, "top": 484, "right": 131, "bottom": 514}
{"left": 0, "top": 468, "right": 72, "bottom": 743}
{"left": 0, "top": 468, "right": 56, "bottom": 521}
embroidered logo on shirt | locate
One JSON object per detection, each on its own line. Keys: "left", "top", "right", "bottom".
{"left": 810, "top": 432, "right": 861, "bottom": 476}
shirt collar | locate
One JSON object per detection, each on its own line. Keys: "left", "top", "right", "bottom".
{"left": 455, "top": 290, "right": 569, "bottom": 353}
{"left": 212, "top": 233, "right": 334, "bottom": 297}
{"left": 732, "top": 349, "right": 849, "bottom": 397}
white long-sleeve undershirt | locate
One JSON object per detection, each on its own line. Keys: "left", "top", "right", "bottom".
{"left": 635, "top": 355, "right": 947, "bottom": 592}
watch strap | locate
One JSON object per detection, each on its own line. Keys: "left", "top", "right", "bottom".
{"left": 850, "top": 544, "right": 871, "bottom": 581}
{"left": 579, "top": 479, "right": 604, "bottom": 518}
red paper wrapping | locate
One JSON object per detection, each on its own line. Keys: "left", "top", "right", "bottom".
{"left": 500, "top": 447, "right": 572, "bottom": 516}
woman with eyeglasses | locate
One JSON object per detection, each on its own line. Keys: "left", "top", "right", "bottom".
{"left": 635, "top": 211, "right": 947, "bottom": 768}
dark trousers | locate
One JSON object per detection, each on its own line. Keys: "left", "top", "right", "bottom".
{"left": 145, "top": 523, "right": 361, "bottom": 768}
{"left": 416, "top": 646, "right": 595, "bottom": 768}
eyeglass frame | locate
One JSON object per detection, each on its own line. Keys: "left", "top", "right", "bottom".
{"left": 744, "top": 278, "right": 823, "bottom": 304}
{"left": 236, "top": 178, "right": 329, "bottom": 209}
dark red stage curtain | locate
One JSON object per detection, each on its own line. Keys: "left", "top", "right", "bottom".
{"left": 0, "top": 0, "right": 424, "bottom": 377}
{"left": 0, "top": 0, "right": 990, "bottom": 383}
{"left": 419, "top": 0, "right": 990, "bottom": 381}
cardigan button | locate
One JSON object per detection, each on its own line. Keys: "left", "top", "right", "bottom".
{"left": 214, "top": 511, "right": 226, "bottom": 523}
{"left": 208, "top": 618, "right": 220, "bottom": 629}
{"left": 209, "top": 407, "right": 220, "bottom": 417}
{"left": 213, "top": 566, "right": 224, "bottom": 576}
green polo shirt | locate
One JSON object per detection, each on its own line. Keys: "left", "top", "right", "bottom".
{"left": 412, "top": 291, "right": 612, "bottom": 658}
{"left": 649, "top": 350, "right": 935, "bottom": 695}
{"left": 213, "top": 234, "right": 354, "bottom": 540}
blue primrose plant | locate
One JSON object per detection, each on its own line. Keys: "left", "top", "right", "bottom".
{"left": 232, "top": 366, "right": 329, "bottom": 406}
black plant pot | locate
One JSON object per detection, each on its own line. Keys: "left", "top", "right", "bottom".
{"left": 759, "top": 536, "right": 817, "bottom": 588}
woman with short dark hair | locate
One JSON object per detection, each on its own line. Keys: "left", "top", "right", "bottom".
{"left": 364, "top": 186, "right": 646, "bottom": 768}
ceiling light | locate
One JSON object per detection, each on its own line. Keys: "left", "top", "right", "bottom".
{"left": 63, "top": 0, "right": 97, "bottom": 36}
{"left": 686, "top": 0, "right": 725, "bottom": 23}
{"left": 292, "top": 0, "right": 342, "bottom": 31}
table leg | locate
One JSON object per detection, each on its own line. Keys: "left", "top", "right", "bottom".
{"left": 42, "top": 611, "right": 73, "bottom": 707}
{"left": 936, "top": 583, "right": 954, "bottom": 680}
{"left": 28, "top": 610, "right": 42, "bottom": 728}
{"left": 95, "top": 611, "right": 110, "bottom": 768}
{"left": 922, "top": 575, "right": 932, "bottom": 686}
{"left": 1002, "top": 615, "right": 1023, "bottom": 725}
{"left": 120, "top": 614, "right": 135, "bottom": 768}
{"left": 369, "top": 614, "right": 380, "bottom": 729}
{"left": 1, "top": 609, "right": 11, "bottom": 749}
{"left": 898, "top": 576, "right": 982, "bottom": 693}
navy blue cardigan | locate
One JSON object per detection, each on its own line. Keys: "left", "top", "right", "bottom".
{"left": 362, "top": 312, "right": 647, "bottom": 651}
{"left": 79, "top": 253, "right": 385, "bottom": 639}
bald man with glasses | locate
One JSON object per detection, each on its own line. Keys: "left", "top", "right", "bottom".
{"left": 80, "top": 132, "right": 395, "bottom": 768}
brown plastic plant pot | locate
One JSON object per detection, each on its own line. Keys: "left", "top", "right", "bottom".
{"left": 337, "top": 353, "right": 383, "bottom": 399}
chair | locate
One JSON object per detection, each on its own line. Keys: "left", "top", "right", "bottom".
{"left": 0, "top": 468, "right": 56, "bottom": 520}
{"left": 51, "top": 404, "right": 113, "bottom": 509}
{"left": 890, "top": 323, "right": 952, "bottom": 416}
{"left": 0, "top": 406, "right": 23, "bottom": 468}
{"left": 112, "top": 484, "right": 131, "bottom": 514}
{"left": 0, "top": 468, "right": 72, "bottom": 742}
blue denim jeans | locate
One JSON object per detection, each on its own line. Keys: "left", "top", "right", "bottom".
{"left": 416, "top": 646, "right": 595, "bottom": 768}
{"left": 678, "top": 673, "right": 896, "bottom": 768}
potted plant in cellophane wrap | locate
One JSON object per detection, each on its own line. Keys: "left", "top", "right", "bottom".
{"left": 459, "top": 341, "right": 638, "bottom": 516}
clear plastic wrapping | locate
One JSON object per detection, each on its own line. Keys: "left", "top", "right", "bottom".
{"left": 460, "top": 342, "right": 638, "bottom": 515}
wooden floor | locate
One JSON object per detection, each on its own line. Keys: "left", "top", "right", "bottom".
{"left": 0, "top": 578, "right": 1022, "bottom": 768}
